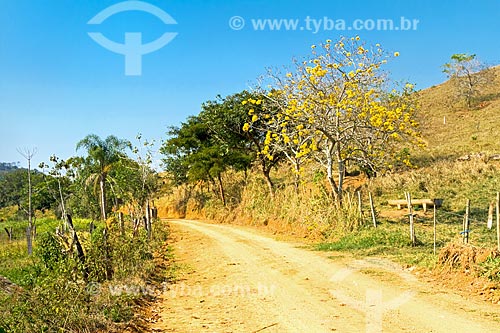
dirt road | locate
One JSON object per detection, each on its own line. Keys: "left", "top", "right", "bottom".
{"left": 150, "top": 219, "right": 500, "bottom": 333}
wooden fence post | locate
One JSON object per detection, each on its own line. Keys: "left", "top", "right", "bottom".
{"left": 433, "top": 202, "right": 437, "bottom": 255}
{"left": 405, "top": 192, "right": 416, "bottom": 246}
{"left": 369, "top": 192, "right": 377, "bottom": 228}
{"left": 487, "top": 201, "right": 494, "bottom": 230}
{"left": 26, "top": 227, "right": 33, "bottom": 255}
{"left": 496, "top": 192, "right": 500, "bottom": 251}
{"left": 357, "top": 191, "right": 363, "bottom": 221}
{"left": 66, "top": 214, "right": 88, "bottom": 280}
{"left": 146, "top": 200, "right": 152, "bottom": 240}
{"left": 463, "top": 199, "right": 470, "bottom": 244}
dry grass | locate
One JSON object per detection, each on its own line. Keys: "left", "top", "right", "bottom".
{"left": 438, "top": 242, "right": 499, "bottom": 272}
{"left": 417, "top": 66, "right": 500, "bottom": 160}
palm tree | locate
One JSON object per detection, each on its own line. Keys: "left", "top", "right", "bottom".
{"left": 76, "top": 134, "right": 131, "bottom": 220}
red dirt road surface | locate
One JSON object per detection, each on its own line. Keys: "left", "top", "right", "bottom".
{"left": 149, "top": 219, "right": 500, "bottom": 333}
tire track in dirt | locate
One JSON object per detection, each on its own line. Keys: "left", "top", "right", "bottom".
{"left": 150, "top": 220, "right": 500, "bottom": 333}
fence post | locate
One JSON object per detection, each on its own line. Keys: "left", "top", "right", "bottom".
{"left": 405, "top": 192, "right": 416, "bottom": 246}
{"left": 357, "top": 191, "right": 363, "bottom": 221}
{"left": 26, "top": 227, "right": 32, "bottom": 255}
{"left": 496, "top": 192, "right": 500, "bottom": 251}
{"left": 433, "top": 202, "right": 437, "bottom": 255}
{"left": 369, "top": 192, "right": 377, "bottom": 228}
{"left": 66, "top": 214, "right": 88, "bottom": 280}
{"left": 487, "top": 201, "right": 494, "bottom": 230}
{"left": 463, "top": 199, "right": 470, "bottom": 244}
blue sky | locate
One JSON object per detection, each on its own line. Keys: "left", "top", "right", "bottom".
{"left": 1, "top": 0, "right": 499, "bottom": 168}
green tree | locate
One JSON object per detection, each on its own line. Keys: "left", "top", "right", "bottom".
{"left": 115, "top": 135, "right": 160, "bottom": 237}
{"left": 66, "top": 156, "right": 101, "bottom": 219}
{"left": 76, "top": 134, "right": 131, "bottom": 220}
{"left": 0, "top": 169, "right": 25, "bottom": 210}
{"left": 199, "top": 93, "right": 254, "bottom": 175}
{"left": 161, "top": 116, "right": 233, "bottom": 205}
{"left": 442, "top": 53, "right": 496, "bottom": 109}
{"left": 38, "top": 155, "right": 74, "bottom": 219}
{"left": 0, "top": 168, "right": 57, "bottom": 214}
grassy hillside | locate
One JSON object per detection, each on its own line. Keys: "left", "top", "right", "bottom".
{"left": 417, "top": 65, "right": 500, "bottom": 160}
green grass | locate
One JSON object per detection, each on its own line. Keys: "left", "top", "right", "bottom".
{"left": 0, "top": 217, "right": 93, "bottom": 285}
{"left": 0, "top": 217, "right": 174, "bottom": 332}
{"left": 317, "top": 224, "right": 410, "bottom": 252}
{"left": 317, "top": 217, "right": 499, "bottom": 270}
{"left": 0, "top": 241, "right": 38, "bottom": 286}
{"left": 479, "top": 256, "right": 500, "bottom": 282}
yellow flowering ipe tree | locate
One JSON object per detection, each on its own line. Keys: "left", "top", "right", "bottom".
{"left": 251, "top": 37, "right": 423, "bottom": 204}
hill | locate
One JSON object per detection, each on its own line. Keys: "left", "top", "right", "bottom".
{"left": 417, "top": 65, "right": 500, "bottom": 160}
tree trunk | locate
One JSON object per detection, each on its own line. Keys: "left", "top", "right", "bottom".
{"left": 66, "top": 214, "right": 88, "bottom": 280}
{"left": 103, "top": 228, "right": 113, "bottom": 280}
{"left": 263, "top": 168, "right": 275, "bottom": 199}
{"left": 57, "top": 178, "right": 66, "bottom": 220}
{"left": 118, "top": 212, "right": 125, "bottom": 236}
{"left": 294, "top": 162, "right": 300, "bottom": 194}
{"left": 217, "top": 173, "right": 226, "bottom": 206}
{"left": 27, "top": 158, "right": 33, "bottom": 255}
{"left": 146, "top": 199, "right": 152, "bottom": 239}
{"left": 337, "top": 159, "right": 345, "bottom": 205}
{"left": 4, "top": 228, "right": 12, "bottom": 241}
{"left": 99, "top": 175, "right": 107, "bottom": 221}
{"left": 326, "top": 153, "right": 339, "bottom": 202}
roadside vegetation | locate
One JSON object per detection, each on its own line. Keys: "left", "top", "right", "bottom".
{"left": 0, "top": 135, "right": 172, "bottom": 332}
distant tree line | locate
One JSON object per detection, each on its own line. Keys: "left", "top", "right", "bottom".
{"left": 0, "top": 162, "right": 20, "bottom": 172}
{"left": 1, "top": 135, "right": 159, "bottom": 227}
